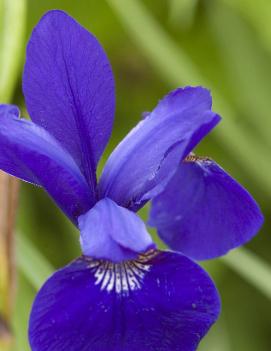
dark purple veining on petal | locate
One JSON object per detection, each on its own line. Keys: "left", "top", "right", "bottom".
{"left": 0, "top": 11, "right": 263, "bottom": 351}
{"left": 150, "top": 157, "right": 264, "bottom": 260}
{"left": 0, "top": 106, "right": 93, "bottom": 223}
{"left": 99, "top": 87, "right": 220, "bottom": 211}
{"left": 23, "top": 10, "right": 116, "bottom": 198}
{"left": 29, "top": 251, "right": 220, "bottom": 351}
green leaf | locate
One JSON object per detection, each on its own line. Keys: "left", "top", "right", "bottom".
{"left": 16, "top": 234, "right": 54, "bottom": 291}
{"left": 13, "top": 234, "right": 53, "bottom": 350}
{"left": 11, "top": 274, "right": 33, "bottom": 351}
{"left": 219, "top": 0, "right": 271, "bottom": 54}
{"left": 221, "top": 248, "right": 271, "bottom": 301}
{"left": 169, "top": 0, "right": 198, "bottom": 29}
{"left": 208, "top": 1, "right": 271, "bottom": 149}
{"left": 0, "top": 0, "right": 27, "bottom": 103}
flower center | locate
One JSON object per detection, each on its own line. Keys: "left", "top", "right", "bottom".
{"left": 85, "top": 250, "right": 158, "bottom": 295}
{"left": 185, "top": 153, "right": 211, "bottom": 162}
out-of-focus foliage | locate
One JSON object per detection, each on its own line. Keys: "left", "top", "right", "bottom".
{"left": 0, "top": 0, "right": 271, "bottom": 350}
{"left": 0, "top": 0, "right": 26, "bottom": 103}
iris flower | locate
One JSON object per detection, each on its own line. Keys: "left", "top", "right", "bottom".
{"left": 0, "top": 10, "right": 263, "bottom": 351}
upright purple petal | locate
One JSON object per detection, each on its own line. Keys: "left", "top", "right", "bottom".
{"left": 29, "top": 251, "right": 220, "bottom": 351}
{"left": 23, "top": 10, "right": 115, "bottom": 195}
{"left": 150, "top": 157, "right": 264, "bottom": 260}
{"left": 99, "top": 87, "right": 220, "bottom": 211}
{"left": 79, "top": 198, "right": 155, "bottom": 262}
{"left": 0, "top": 106, "right": 93, "bottom": 223}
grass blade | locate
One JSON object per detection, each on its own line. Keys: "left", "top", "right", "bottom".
{"left": 222, "top": 248, "right": 271, "bottom": 300}
{"left": 169, "top": 0, "right": 198, "bottom": 29}
{"left": 208, "top": 1, "right": 271, "bottom": 149}
{"left": 16, "top": 234, "right": 54, "bottom": 291}
{"left": 0, "top": 0, "right": 27, "bottom": 102}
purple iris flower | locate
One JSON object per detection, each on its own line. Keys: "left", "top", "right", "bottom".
{"left": 0, "top": 10, "right": 263, "bottom": 351}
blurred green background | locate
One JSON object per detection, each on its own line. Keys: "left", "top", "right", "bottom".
{"left": 1, "top": 0, "right": 271, "bottom": 350}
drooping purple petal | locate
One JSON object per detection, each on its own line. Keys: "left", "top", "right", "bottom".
{"left": 23, "top": 10, "right": 115, "bottom": 196}
{"left": 99, "top": 87, "right": 220, "bottom": 211}
{"left": 149, "top": 157, "right": 264, "bottom": 260}
{"left": 0, "top": 104, "right": 20, "bottom": 117}
{"left": 79, "top": 198, "right": 154, "bottom": 262}
{"left": 0, "top": 106, "right": 93, "bottom": 223}
{"left": 29, "top": 251, "right": 220, "bottom": 351}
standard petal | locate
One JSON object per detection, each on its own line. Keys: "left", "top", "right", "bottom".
{"left": 0, "top": 109, "right": 93, "bottom": 223}
{"left": 78, "top": 198, "right": 155, "bottom": 262}
{"left": 29, "top": 251, "right": 220, "bottom": 351}
{"left": 149, "top": 157, "right": 264, "bottom": 260}
{"left": 99, "top": 87, "right": 220, "bottom": 211}
{"left": 23, "top": 10, "right": 115, "bottom": 194}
